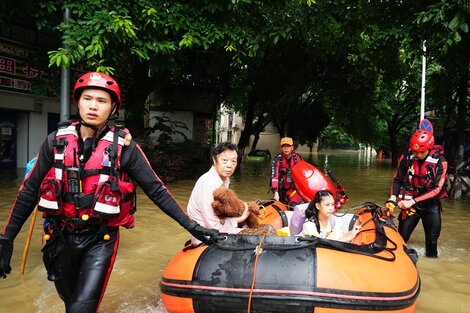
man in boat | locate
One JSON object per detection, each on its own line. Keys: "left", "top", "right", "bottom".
{"left": 387, "top": 129, "right": 448, "bottom": 258}
{"left": 271, "top": 137, "right": 303, "bottom": 208}
{"left": 0, "top": 72, "right": 218, "bottom": 313}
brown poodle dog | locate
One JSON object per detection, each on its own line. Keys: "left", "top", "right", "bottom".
{"left": 212, "top": 187, "right": 277, "bottom": 236}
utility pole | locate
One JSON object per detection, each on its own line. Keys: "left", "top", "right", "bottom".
{"left": 60, "top": 6, "right": 71, "bottom": 122}
{"left": 420, "top": 40, "right": 426, "bottom": 121}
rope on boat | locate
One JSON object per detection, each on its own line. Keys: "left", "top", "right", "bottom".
{"left": 298, "top": 228, "right": 398, "bottom": 262}
{"left": 333, "top": 203, "right": 369, "bottom": 216}
{"left": 247, "top": 233, "right": 267, "bottom": 313}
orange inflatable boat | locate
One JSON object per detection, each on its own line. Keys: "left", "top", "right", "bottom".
{"left": 160, "top": 202, "right": 420, "bottom": 313}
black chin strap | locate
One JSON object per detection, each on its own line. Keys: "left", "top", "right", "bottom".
{"left": 108, "top": 112, "right": 119, "bottom": 120}
{"left": 79, "top": 120, "right": 108, "bottom": 151}
{"left": 108, "top": 104, "right": 119, "bottom": 121}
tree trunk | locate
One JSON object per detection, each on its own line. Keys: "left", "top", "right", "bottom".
{"left": 451, "top": 57, "right": 469, "bottom": 198}
{"left": 238, "top": 93, "right": 256, "bottom": 150}
{"left": 389, "top": 131, "right": 399, "bottom": 168}
{"left": 388, "top": 119, "right": 400, "bottom": 168}
{"left": 251, "top": 133, "right": 260, "bottom": 151}
{"left": 125, "top": 60, "right": 155, "bottom": 137}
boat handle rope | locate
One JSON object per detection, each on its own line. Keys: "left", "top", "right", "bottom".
{"left": 212, "top": 236, "right": 320, "bottom": 251}
{"left": 339, "top": 206, "right": 399, "bottom": 261}
{"left": 297, "top": 204, "right": 399, "bottom": 262}
{"left": 211, "top": 204, "right": 398, "bottom": 261}
{"left": 298, "top": 228, "right": 398, "bottom": 262}
{"left": 333, "top": 203, "right": 370, "bottom": 217}
{"left": 247, "top": 233, "right": 267, "bottom": 313}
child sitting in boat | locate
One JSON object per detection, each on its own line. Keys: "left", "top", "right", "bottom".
{"left": 300, "top": 190, "right": 361, "bottom": 242}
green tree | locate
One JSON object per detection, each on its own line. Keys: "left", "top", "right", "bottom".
{"left": 3, "top": 0, "right": 468, "bottom": 173}
{"left": 415, "top": 0, "right": 470, "bottom": 169}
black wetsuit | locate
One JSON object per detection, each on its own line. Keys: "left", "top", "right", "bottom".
{"left": 2, "top": 124, "right": 193, "bottom": 313}
{"left": 391, "top": 150, "right": 448, "bottom": 257}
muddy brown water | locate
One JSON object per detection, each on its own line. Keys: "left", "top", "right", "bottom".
{"left": 0, "top": 150, "right": 469, "bottom": 312}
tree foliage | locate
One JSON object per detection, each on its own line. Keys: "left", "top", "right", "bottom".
{"left": 1, "top": 0, "right": 468, "bottom": 167}
{"left": 414, "top": 0, "right": 470, "bottom": 167}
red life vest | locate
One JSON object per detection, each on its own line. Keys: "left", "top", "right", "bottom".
{"left": 272, "top": 153, "right": 300, "bottom": 191}
{"left": 38, "top": 122, "right": 136, "bottom": 228}
{"left": 399, "top": 146, "right": 447, "bottom": 201}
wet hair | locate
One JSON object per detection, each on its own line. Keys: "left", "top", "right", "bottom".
{"left": 305, "top": 189, "right": 334, "bottom": 232}
{"left": 212, "top": 141, "right": 240, "bottom": 161}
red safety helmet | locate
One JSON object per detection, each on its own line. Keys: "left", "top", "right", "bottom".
{"left": 73, "top": 72, "right": 121, "bottom": 111}
{"left": 409, "top": 130, "right": 434, "bottom": 152}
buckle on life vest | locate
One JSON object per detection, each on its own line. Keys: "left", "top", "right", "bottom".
{"left": 62, "top": 192, "right": 94, "bottom": 208}
{"left": 74, "top": 193, "right": 94, "bottom": 208}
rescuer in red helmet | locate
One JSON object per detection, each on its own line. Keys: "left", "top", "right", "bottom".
{"left": 0, "top": 72, "right": 218, "bottom": 312}
{"left": 387, "top": 128, "right": 448, "bottom": 258}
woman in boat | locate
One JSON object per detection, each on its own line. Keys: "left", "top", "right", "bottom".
{"left": 187, "top": 142, "right": 250, "bottom": 245}
{"left": 301, "top": 190, "right": 360, "bottom": 242}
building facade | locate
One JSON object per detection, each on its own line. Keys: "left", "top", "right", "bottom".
{"left": 216, "top": 104, "right": 281, "bottom": 156}
{"left": 0, "top": 32, "right": 62, "bottom": 170}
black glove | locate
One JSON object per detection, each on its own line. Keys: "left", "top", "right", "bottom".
{"left": 0, "top": 234, "right": 13, "bottom": 279}
{"left": 187, "top": 221, "right": 220, "bottom": 244}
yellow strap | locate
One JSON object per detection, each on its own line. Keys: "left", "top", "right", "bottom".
{"left": 288, "top": 190, "right": 297, "bottom": 199}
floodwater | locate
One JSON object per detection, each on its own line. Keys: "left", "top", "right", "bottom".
{"left": 0, "top": 150, "right": 469, "bottom": 313}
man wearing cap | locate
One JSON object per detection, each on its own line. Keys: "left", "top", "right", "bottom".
{"left": 270, "top": 137, "right": 303, "bottom": 208}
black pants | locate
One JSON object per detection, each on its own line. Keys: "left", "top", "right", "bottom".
{"left": 42, "top": 226, "right": 119, "bottom": 313}
{"left": 398, "top": 202, "right": 441, "bottom": 258}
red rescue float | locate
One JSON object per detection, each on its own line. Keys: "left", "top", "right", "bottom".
{"left": 291, "top": 160, "right": 348, "bottom": 209}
